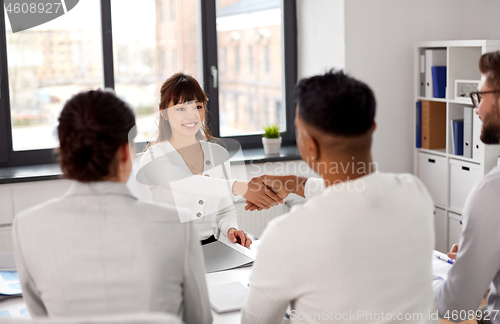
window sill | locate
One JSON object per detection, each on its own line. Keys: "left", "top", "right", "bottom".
{"left": 0, "top": 145, "right": 301, "bottom": 185}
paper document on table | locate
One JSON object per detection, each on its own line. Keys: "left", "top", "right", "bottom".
{"left": 218, "top": 234, "right": 256, "bottom": 260}
{"left": 208, "top": 281, "right": 248, "bottom": 313}
{"left": 0, "top": 270, "right": 21, "bottom": 297}
{"left": 433, "top": 250, "right": 453, "bottom": 280}
{"left": 202, "top": 238, "right": 254, "bottom": 273}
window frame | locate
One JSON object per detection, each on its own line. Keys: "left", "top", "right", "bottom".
{"left": 201, "top": 0, "right": 297, "bottom": 148}
{"left": 0, "top": 0, "right": 297, "bottom": 167}
{"left": 0, "top": 0, "right": 114, "bottom": 167}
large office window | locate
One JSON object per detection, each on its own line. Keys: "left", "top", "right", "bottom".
{"left": 5, "top": 0, "right": 103, "bottom": 151}
{"left": 111, "top": 0, "right": 202, "bottom": 143}
{"left": 215, "top": 0, "right": 286, "bottom": 137}
{"left": 0, "top": 0, "right": 296, "bottom": 166}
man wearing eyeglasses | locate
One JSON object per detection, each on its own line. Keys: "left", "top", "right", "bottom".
{"left": 433, "top": 51, "right": 500, "bottom": 324}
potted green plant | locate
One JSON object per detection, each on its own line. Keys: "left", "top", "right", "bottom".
{"left": 262, "top": 123, "right": 282, "bottom": 155}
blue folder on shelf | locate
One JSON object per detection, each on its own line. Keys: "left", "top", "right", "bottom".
{"left": 416, "top": 101, "right": 422, "bottom": 148}
{"left": 431, "top": 66, "right": 447, "bottom": 98}
{"left": 453, "top": 119, "right": 464, "bottom": 156}
{"left": 431, "top": 66, "right": 446, "bottom": 98}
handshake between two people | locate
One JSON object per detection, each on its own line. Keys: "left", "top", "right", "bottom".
{"left": 232, "top": 175, "right": 308, "bottom": 212}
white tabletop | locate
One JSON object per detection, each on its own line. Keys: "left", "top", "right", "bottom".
{"left": 206, "top": 267, "right": 252, "bottom": 324}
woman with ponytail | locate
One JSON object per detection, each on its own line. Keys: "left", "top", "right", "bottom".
{"left": 12, "top": 90, "right": 212, "bottom": 324}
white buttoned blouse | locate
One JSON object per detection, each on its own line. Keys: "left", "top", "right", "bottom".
{"left": 139, "top": 140, "right": 239, "bottom": 240}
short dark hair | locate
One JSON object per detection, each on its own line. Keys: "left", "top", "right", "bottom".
{"left": 295, "top": 70, "right": 376, "bottom": 136}
{"left": 58, "top": 89, "right": 136, "bottom": 182}
{"left": 479, "top": 51, "right": 500, "bottom": 95}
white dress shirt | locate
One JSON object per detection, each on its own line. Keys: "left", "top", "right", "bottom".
{"left": 242, "top": 172, "right": 437, "bottom": 324}
{"left": 434, "top": 166, "right": 500, "bottom": 323}
{"left": 13, "top": 181, "right": 212, "bottom": 324}
{"left": 140, "top": 140, "right": 239, "bottom": 240}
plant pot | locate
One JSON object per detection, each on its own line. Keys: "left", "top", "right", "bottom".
{"left": 262, "top": 137, "right": 282, "bottom": 156}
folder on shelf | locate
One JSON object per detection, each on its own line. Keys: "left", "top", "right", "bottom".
{"left": 463, "top": 106, "right": 474, "bottom": 158}
{"left": 416, "top": 101, "right": 422, "bottom": 148}
{"left": 431, "top": 66, "right": 446, "bottom": 98}
{"left": 421, "top": 100, "right": 446, "bottom": 149}
{"left": 450, "top": 119, "right": 455, "bottom": 155}
{"left": 473, "top": 112, "right": 483, "bottom": 160}
{"left": 420, "top": 49, "right": 426, "bottom": 97}
{"left": 453, "top": 119, "right": 464, "bottom": 156}
{"left": 425, "top": 49, "right": 446, "bottom": 98}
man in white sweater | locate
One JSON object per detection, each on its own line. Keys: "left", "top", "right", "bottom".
{"left": 241, "top": 70, "right": 437, "bottom": 324}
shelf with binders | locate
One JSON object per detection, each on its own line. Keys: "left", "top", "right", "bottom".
{"left": 415, "top": 40, "right": 500, "bottom": 174}
{"left": 417, "top": 47, "right": 447, "bottom": 101}
{"left": 414, "top": 40, "right": 500, "bottom": 253}
{"left": 415, "top": 100, "right": 446, "bottom": 153}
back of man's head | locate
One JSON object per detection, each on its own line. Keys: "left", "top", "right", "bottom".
{"left": 295, "top": 70, "right": 376, "bottom": 137}
{"left": 479, "top": 51, "right": 500, "bottom": 95}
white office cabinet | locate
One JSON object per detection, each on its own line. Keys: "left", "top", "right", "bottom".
{"left": 434, "top": 207, "right": 447, "bottom": 253}
{"left": 414, "top": 40, "right": 500, "bottom": 251}
{"left": 449, "top": 159, "right": 481, "bottom": 212}
{"left": 448, "top": 212, "right": 462, "bottom": 251}
{"left": 418, "top": 153, "right": 447, "bottom": 206}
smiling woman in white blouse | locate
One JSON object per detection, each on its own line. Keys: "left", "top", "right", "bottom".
{"left": 139, "top": 73, "right": 283, "bottom": 247}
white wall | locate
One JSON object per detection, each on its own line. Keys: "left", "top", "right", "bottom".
{"left": 345, "top": 0, "right": 464, "bottom": 173}
{"left": 296, "top": 0, "right": 345, "bottom": 79}
{"left": 297, "top": 0, "right": 500, "bottom": 173}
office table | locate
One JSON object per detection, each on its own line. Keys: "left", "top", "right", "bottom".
{"left": 0, "top": 250, "right": 453, "bottom": 322}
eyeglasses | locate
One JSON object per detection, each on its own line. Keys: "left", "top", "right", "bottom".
{"left": 470, "top": 90, "right": 500, "bottom": 108}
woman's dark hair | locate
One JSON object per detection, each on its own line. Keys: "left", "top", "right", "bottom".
{"left": 295, "top": 69, "right": 376, "bottom": 136}
{"left": 148, "top": 72, "right": 211, "bottom": 148}
{"left": 58, "top": 89, "right": 136, "bottom": 182}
